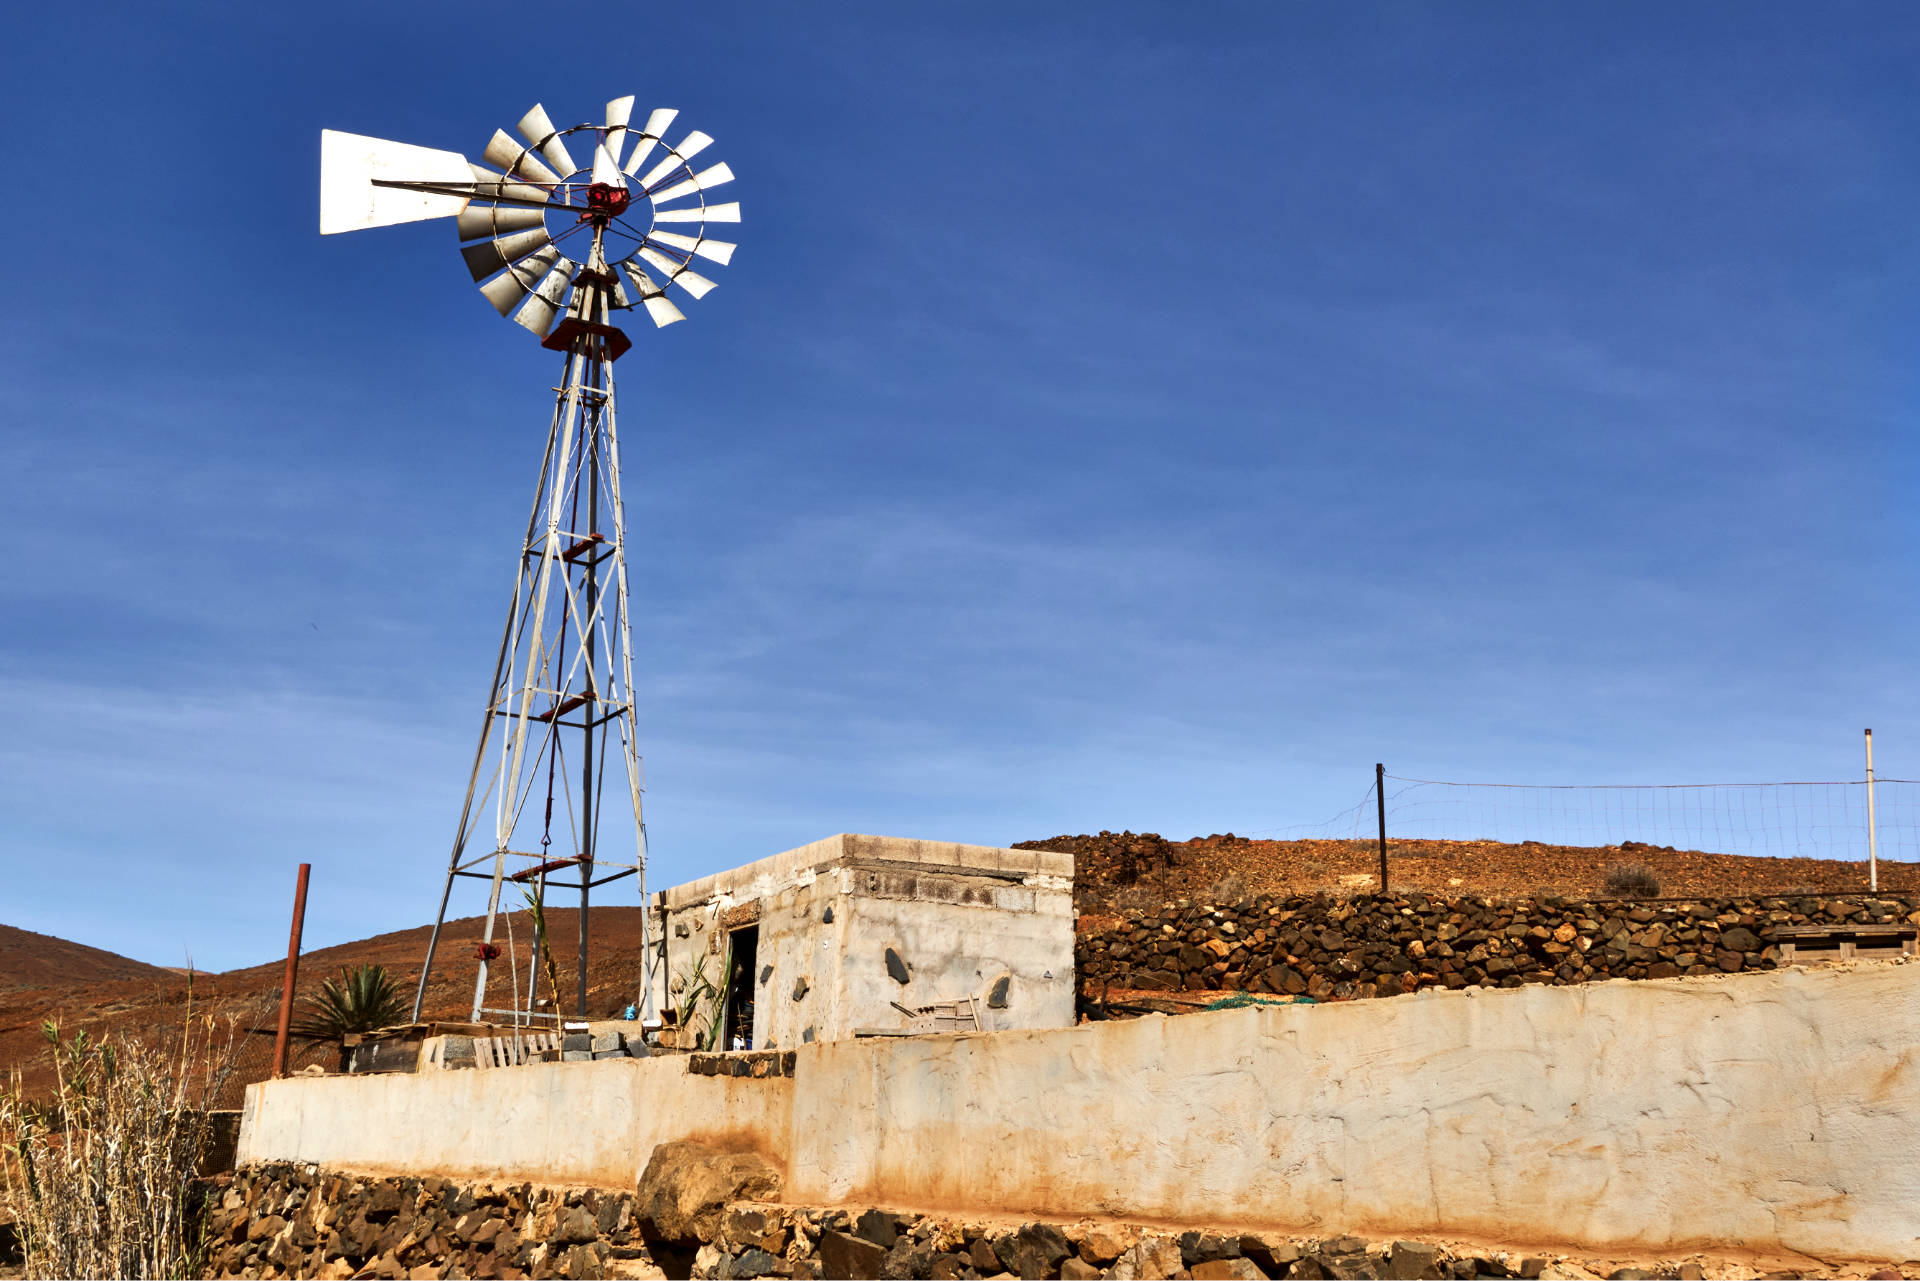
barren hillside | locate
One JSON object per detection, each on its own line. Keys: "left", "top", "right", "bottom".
{"left": 1017, "top": 831, "right": 1915, "bottom": 912}
{"left": 0, "top": 921, "right": 180, "bottom": 992}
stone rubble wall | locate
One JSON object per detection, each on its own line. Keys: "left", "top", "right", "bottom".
{"left": 209, "top": 1162, "right": 1757, "bottom": 1281}
{"left": 1076, "top": 892, "right": 1917, "bottom": 1003}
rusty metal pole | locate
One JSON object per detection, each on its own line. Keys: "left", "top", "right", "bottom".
{"left": 1375, "top": 763, "right": 1389, "bottom": 894}
{"left": 271, "top": 863, "right": 312, "bottom": 1078}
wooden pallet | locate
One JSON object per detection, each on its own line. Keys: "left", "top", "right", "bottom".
{"left": 470, "top": 1031, "right": 562, "bottom": 1069}
{"left": 1775, "top": 924, "right": 1916, "bottom": 965}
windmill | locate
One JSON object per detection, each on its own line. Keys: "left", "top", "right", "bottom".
{"left": 318, "top": 98, "right": 739, "bottom": 1026}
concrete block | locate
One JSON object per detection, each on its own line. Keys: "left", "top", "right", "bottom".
{"left": 561, "top": 1050, "right": 592, "bottom": 1062}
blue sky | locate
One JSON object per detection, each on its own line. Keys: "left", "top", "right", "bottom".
{"left": 4, "top": 3, "right": 1917, "bottom": 970}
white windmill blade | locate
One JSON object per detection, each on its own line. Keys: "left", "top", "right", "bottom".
{"left": 319, "top": 129, "right": 473, "bottom": 234}
{"left": 456, "top": 202, "right": 545, "bottom": 242}
{"left": 648, "top": 163, "right": 733, "bottom": 204}
{"left": 483, "top": 129, "right": 562, "bottom": 187}
{"left": 642, "top": 295, "right": 686, "bottom": 327}
{"left": 478, "top": 244, "right": 559, "bottom": 316}
{"left": 636, "top": 247, "right": 716, "bottom": 299}
{"left": 467, "top": 162, "right": 551, "bottom": 208}
{"left": 652, "top": 201, "right": 740, "bottom": 223}
{"left": 604, "top": 95, "right": 635, "bottom": 166}
{"left": 637, "top": 150, "right": 687, "bottom": 192}
{"left": 512, "top": 255, "right": 576, "bottom": 336}
{"left": 590, "top": 143, "right": 625, "bottom": 190}
{"left": 670, "top": 267, "right": 716, "bottom": 299}
{"left": 461, "top": 226, "right": 553, "bottom": 282}
{"left": 673, "top": 131, "right": 714, "bottom": 163}
{"left": 516, "top": 104, "right": 578, "bottom": 177}
{"left": 648, "top": 230, "right": 736, "bottom": 265}
{"left": 622, "top": 107, "right": 679, "bottom": 175}
{"left": 637, "top": 246, "right": 688, "bottom": 281}
{"left": 619, "top": 261, "right": 663, "bottom": 298}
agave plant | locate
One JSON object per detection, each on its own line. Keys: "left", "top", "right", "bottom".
{"left": 520, "top": 884, "right": 565, "bottom": 1014}
{"left": 290, "top": 965, "right": 408, "bottom": 1070}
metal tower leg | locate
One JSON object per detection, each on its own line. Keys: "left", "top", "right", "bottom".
{"left": 411, "top": 248, "right": 652, "bottom": 1030}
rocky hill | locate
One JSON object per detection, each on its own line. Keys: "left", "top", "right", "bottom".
{"left": 0, "top": 921, "right": 179, "bottom": 992}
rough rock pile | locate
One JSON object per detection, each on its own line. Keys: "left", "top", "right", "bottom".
{"left": 206, "top": 1161, "right": 1771, "bottom": 1280}
{"left": 1077, "top": 892, "right": 1917, "bottom": 1003}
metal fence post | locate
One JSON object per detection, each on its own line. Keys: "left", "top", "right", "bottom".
{"left": 1376, "top": 763, "right": 1389, "bottom": 894}
{"left": 272, "top": 863, "right": 312, "bottom": 1079}
{"left": 1866, "top": 729, "right": 1879, "bottom": 893}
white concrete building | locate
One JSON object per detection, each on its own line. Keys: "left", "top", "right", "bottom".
{"left": 654, "top": 834, "right": 1075, "bottom": 1049}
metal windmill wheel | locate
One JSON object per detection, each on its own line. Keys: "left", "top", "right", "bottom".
{"left": 321, "top": 96, "right": 740, "bottom": 337}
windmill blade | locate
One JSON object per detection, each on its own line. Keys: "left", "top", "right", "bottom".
{"left": 483, "top": 130, "right": 562, "bottom": 187}
{"left": 637, "top": 246, "right": 689, "bottom": 281}
{"left": 468, "top": 163, "right": 551, "bottom": 207}
{"left": 673, "top": 131, "right": 714, "bottom": 163}
{"left": 456, "top": 202, "right": 545, "bottom": 241}
{"left": 319, "top": 129, "right": 473, "bottom": 234}
{"left": 517, "top": 104, "right": 578, "bottom": 177}
{"left": 619, "top": 261, "right": 663, "bottom": 298}
{"left": 648, "top": 163, "right": 733, "bottom": 204}
{"left": 622, "top": 108, "right": 679, "bottom": 176}
{"left": 652, "top": 201, "right": 740, "bottom": 223}
{"left": 637, "top": 151, "right": 686, "bottom": 192}
{"left": 590, "top": 143, "right": 625, "bottom": 190}
{"left": 478, "top": 245, "right": 559, "bottom": 316}
{"left": 636, "top": 247, "right": 716, "bottom": 299}
{"left": 669, "top": 267, "right": 716, "bottom": 299}
{"left": 604, "top": 95, "right": 635, "bottom": 166}
{"left": 512, "top": 255, "right": 577, "bottom": 337}
{"left": 642, "top": 295, "right": 686, "bottom": 328}
{"left": 648, "top": 230, "right": 736, "bottom": 265}
{"left": 461, "top": 227, "right": 553, "bottom": 282}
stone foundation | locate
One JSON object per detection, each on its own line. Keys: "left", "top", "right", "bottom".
{"left": 211, "top": 1164, "right": 1862, "bottom": 1280}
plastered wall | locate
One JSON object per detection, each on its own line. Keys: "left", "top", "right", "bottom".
{"left": 791, "top": 961, "right": 1920, "bottom": 1261}
{"left": 236, "top": 1056, "right": 790, "bottom": 1187}
{"left": 241, "top": 960, "right": 1920, "bottom": 1262}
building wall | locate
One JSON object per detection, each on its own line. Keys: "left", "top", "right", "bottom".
{"left": 839, "top": 879, "right": 1075, "bottom": 1039}
{"left": 658, "top": 834, "right": 1074, "bottom": 1049}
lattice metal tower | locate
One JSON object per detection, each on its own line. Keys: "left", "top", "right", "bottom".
{"left": 317, "top": 99, "right": 740, "bottom": 1024}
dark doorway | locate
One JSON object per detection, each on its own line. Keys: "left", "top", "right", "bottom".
{"left": 723, "top": 925, "right": 759, "bottom": 1051}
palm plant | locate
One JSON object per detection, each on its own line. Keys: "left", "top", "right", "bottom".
{"left": 290, "top": 965, "right": 408, "bottom": 1070}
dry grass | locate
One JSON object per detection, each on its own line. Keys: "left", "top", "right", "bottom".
{"left": 0, "top": 1003, "right": 249, "bottom": 1279}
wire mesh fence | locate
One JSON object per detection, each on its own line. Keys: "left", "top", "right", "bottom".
{"left": 1381, "top": 776, "right": 1920, "bottom": 865}
{"left": 1239, "top": 771, "right": 1918, "bottom": 897}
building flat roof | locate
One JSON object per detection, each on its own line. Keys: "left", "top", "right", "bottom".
{"left": 657, "top": 833, "right": 1073, "bottom": 911}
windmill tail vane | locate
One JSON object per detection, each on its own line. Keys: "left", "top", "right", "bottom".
{"left": 317, "top": 98, "right": 742, "bottom": 1028}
